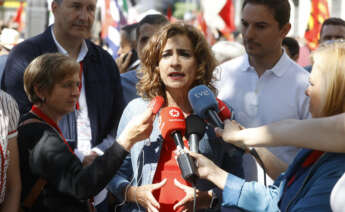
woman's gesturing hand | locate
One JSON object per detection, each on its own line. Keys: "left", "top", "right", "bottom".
{"left": 173, "top": 179, "right": 211, "bottom": 211}
{"left": 118, "top": 106, "right": 156, "bottom": 151}
{"left": 127, "top": 179, "right": 167, "bottom": 212}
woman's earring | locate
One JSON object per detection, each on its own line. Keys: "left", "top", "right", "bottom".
{"left": 41, "top": 97, "right": 46, "bottom": 103}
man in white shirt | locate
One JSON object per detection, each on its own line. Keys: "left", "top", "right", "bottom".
{"left": 215, "top": 0, "right": 310, "bottom": 184}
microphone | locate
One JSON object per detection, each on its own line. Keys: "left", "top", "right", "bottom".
{"left": 148, "top": 96, "right": 165, "bottom": 114}
{"left": 188, "top": 85, "right": 244, "bottom": 154}
{"left": 159, "top": 107, "right": 197, "bottom": 183}
{"left": 186, "top": 115, "right": 206, "bottom": 153}
{"left": 216, "top": 98, "right": 233, "bottom": 121}
{"left": 188, "top": 85, "right": 224, "bottom": 128}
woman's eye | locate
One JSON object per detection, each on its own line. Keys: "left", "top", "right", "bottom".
{"left": 181, "top": 52, "right": 191, "bottom": 57}
{"left": 162, "top": 53, "right": 171, "bottom": 58}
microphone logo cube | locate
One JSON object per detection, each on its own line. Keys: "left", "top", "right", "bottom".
{"left": 169, "top": 108, "right": 180, "bottom": 117}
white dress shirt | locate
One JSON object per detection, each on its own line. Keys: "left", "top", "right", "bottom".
{"left": 51, "top": 28, "right": 107, "bottom": 205}
{"left": 215, "top": 51, "right": 310, "bottom": 183}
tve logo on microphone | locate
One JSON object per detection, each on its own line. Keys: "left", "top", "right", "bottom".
{"left": 192, "top": 88, "right": 211, "bottom": 98}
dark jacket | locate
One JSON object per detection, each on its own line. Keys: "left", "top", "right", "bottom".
{"left": 18, "top": 113, "right": 129, "bottom": 212}
{"left": 1, "top": 26, "right": 125, "bottom": 148}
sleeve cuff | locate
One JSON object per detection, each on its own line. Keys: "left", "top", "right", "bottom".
{"left": 107, "top": 178, "right": 130, "bottom": 202}
{"left": 7, "top": 130, "right": 18, "bottom": 140}
{"left": 74, "top": 149, "right": 85, "bottom": 162}
{"left": 91, "top": 147, "right": 104, "bottom": 156}
{"left": 222, "top": 173, "right": 245, "bottom": 207}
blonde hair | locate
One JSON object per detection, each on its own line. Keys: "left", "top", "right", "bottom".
{"left": 24, "top": 53, "right": 80, "bottom": 104}
{"left": 311, "top": 41, "right": 345, "bottom": 117}
{"left": 136, "top": 22, "right": 218, "bottom": 100}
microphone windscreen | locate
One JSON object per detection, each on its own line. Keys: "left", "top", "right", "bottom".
{"left": 149, "top": 96, "right": 165, "bottom": 114}
{"left": 188, "top": 85, "right": 219, "bottom": 119}
{"left": 159, "top": 107, "right": 186, "bottom": 140}
{"left": 186, "top": 115, "right": 206, "bottom": 138}
{"left": 216, "top": 98, "right": 232, "bottom": 121}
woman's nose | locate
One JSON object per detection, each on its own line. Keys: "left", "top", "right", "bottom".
{"left": 170, "top": 54, "right": 180, "bottom": 66}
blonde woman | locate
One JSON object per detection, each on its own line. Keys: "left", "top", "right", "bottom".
{"left": 189, "top": 41, "right": 345, "bottom": 212}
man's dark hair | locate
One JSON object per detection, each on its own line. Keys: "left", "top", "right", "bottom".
{"left": 121, "top": 23, "right": 138, "bottom": 49}
{"left": 282, "top": 37, "right": 300, "bottom": 59}
{"left": 242, "top": 0, "right": 290, "bottom": 29}
{"left": 136, "top": 14, "right": 169, "bottom": 40}
{"left": 320, "top": 17, "right": 345, "bottom": 35}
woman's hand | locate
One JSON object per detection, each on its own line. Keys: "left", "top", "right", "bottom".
{"left": 82, "top": 151, "right": 98, "bottom": 166}
{"left": 186, "top": 150, "right": 228, "bottom": 190}
{"left": 127, "top": 179, "right": 167, "bottom": 212}
{"left": 215, "top": 119, "right": 247, "bottom": 150}
{"left": 173, "top": 179, "right": 211, "bottom": 211}
{"left": 118, "top": 106, "right": 156, "bottom": 151}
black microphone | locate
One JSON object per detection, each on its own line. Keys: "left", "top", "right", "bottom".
{"left": 186, "top": 115, "right": 206, "bottom": 153}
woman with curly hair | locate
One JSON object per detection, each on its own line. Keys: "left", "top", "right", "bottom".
{"left": 108, "top": 23, "right": 244, "bottom": 212}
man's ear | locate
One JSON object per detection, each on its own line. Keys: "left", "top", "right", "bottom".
{"left": 280, "top": 23, "right": 291, "bottom": 38}
{"left": 51, "top": 0, "right": 59, "bottom": 15}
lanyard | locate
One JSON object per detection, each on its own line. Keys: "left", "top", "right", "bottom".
{"left": 31, "top": 105, "right": 74, "bottom": 154}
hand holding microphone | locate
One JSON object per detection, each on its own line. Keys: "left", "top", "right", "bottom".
{"left": 117, "top": 96, "right": 164, "bottom": 151}
{"left": 214, "top": 119, "right": 249, "bottom": 151}
{"left": 117, "top": 105, "right": 156, "bottom": 151}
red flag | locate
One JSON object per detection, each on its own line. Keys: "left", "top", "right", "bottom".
{"left": 196, "top": 13, "right": 216, "bottom": 45}
{"left": 219, "top": 0, "right": 235, "bottom": 39}
{"left": 12, "top": 1, "right": 24, "bottom": 32}
{"left": 167, "top": 7, "right": 172, "bottom": 21}
{"left": 304, "top": 0, "right": 329, "bottom": 50}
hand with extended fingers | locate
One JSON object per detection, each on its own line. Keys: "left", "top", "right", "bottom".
{"left": 127, "top": 179, "right": 167, "bottom": 212}
{"left": 173, "top": 179, "right": 211, "bottom": 211}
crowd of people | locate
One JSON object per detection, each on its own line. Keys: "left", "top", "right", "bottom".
{"left": 0, "top": 0, "right": 345, "bottom": 212}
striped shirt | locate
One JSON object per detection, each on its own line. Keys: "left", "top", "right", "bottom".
{"left": 0, "top": 90, "right": 19, "bottom": 203}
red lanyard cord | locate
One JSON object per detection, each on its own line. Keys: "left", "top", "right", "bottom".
{"left": 31, "top": 105, "right": 74, "bottom": 155}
